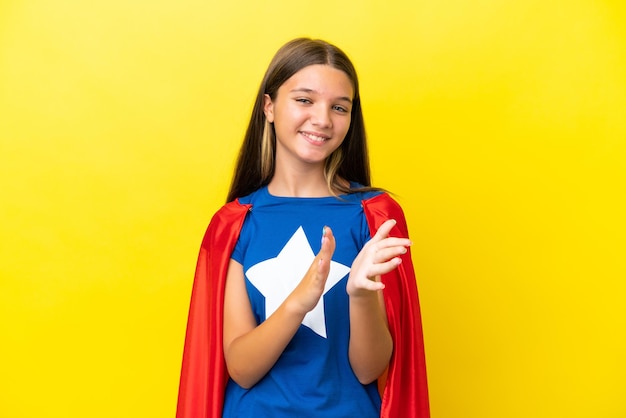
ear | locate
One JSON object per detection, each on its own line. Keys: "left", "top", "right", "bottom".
{"left": 263, "top": 94, "right": 274, "bottom": 123}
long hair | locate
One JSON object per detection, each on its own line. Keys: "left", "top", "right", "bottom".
{"left": 226, "top": 38, "right": 375, "bottom": 202}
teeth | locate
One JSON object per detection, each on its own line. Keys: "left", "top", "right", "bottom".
{"left": 303, "top": 132, "right": 327, "bottom": 142}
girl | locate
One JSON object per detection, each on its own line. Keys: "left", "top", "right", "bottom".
{"left": 177, "top": 38, "right": 429, "bottom": 418}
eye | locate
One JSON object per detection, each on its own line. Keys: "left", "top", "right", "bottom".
{"left": 332, "top": 105, "right": 350, "bottom": 113}
{"left": 295, "top": 98, "right": 312, "bottom": 104}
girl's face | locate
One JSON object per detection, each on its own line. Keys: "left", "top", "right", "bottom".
{"left": 264, "top": 64, "right": 354, "bottom": 169}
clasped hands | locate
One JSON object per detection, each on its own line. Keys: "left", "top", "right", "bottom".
{"left": 288, "top": 219, "right": 411, "bottom": 315}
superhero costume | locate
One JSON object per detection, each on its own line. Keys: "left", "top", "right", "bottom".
{"left": 176, "top": 192, "right": 430, "bottom": 418}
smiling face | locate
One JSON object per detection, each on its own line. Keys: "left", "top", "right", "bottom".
{"left": 263, "top": 64, "right": 354, "bottom": 171}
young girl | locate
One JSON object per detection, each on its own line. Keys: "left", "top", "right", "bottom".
{"left": 177, "top": 38, "right": 429, "bottom": 418}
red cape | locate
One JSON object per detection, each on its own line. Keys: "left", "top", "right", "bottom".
{"left": 177, "top": 193, "right": 429, "bottom": 418}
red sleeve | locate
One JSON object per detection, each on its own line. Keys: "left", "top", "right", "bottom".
{"left": 363, "top": 193, "right": 430, "bottom": 418}
{"left": 176, "top": 201, "right": 250, "bottom": 418}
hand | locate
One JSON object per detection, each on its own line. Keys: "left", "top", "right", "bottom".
{"left": 287, "top": 226, "right": 336, "bottom": 315}
{"left": 347, "top": 219, "right": 411, "bottom": 297}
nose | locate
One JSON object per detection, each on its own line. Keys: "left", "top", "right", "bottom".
{"left": 311, "top": 104, "right": 332, "bottom": 128}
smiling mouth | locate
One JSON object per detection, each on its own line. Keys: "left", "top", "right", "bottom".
{"left": 301, "top": 131, "right": 330, "bottom": 143}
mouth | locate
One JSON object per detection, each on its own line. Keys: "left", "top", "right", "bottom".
{"left": 300, "top": 131, "right": 331, "bottom": 144}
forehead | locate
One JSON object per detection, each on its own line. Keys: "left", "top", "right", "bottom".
{"left": 280, "top": 64, "right": 354, "bottom": 98}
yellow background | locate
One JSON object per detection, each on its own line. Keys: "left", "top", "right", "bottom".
{"left": 1, "top": 0, "right": 625, "bottom": 417}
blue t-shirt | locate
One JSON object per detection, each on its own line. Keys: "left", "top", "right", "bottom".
{"left": 222, "top": 185, "right": 382, "bottom": 418}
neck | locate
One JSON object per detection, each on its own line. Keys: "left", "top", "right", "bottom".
{"left": 268, "top": 164, "right": 330, "bottom": 197}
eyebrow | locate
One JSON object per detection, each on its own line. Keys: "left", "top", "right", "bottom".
{"left": 290, "top": 88, "right": 353, "bottom": 103}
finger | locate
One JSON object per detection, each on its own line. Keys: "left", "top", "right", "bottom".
{"left": 368, "top": 258, "right": 403, "bottom": 277}
{"left": 317, "top": 226, "right": 336, "bottom": 276}
{"left": 373, "top": 237, "right": 412, "bottom": 251}
{"left": 372, "top": 219, "right": 398, "bottom": 242}
{"left": 317, "top": 256, "right": 331, "bottom": 279}
{"left": 358, "top": 279, "right": 386, "bottom": 292}
{"left": 367, "top": 238, "right": 411, "bottom": 265}
{"left": 373, "top": 246, "right": 409, "bottom": 263}
{"left": 319, "top": 226, "right": 336, "bottom": 256}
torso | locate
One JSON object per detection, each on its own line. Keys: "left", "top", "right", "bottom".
{"left": 223, "top": 185, "right": 382, "bottom": 418}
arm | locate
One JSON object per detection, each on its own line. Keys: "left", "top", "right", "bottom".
{"left": 347, "top": 219, "right": 412, "bottom": 384}
{"left": 222, "top": 226, "right": 337, "bottom": 389}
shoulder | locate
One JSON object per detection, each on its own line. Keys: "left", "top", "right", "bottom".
{"left": 200, "top": 200, "right": 251, "bottom": 248}
{"left": 361, "top": 192, "right": 410, "bottom": 236}
{"left": 235, "top": 187, "right": 266, "bottom": 206}
{"left": 212, "top": 199, "right": 251, "bottom": 224}
{"left": 343, "top": 182, "right": 384, "bottom": 202}
{"left": 362, "top": 192, "right": 404, "bottom": 217}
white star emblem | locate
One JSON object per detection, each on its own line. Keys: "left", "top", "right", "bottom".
{"left": 245, "top": 226, "right": 350, "bottom": 338}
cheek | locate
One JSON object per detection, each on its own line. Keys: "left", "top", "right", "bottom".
{"left": 277, "top": 106, "right": 307, "bottom": 126}
{"left": 336, "top": 117, "right": 352, "bottom": 138}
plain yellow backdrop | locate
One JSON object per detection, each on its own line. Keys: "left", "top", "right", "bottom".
{"left": 1, "top": 0, "right": 625, "bottom": 417}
